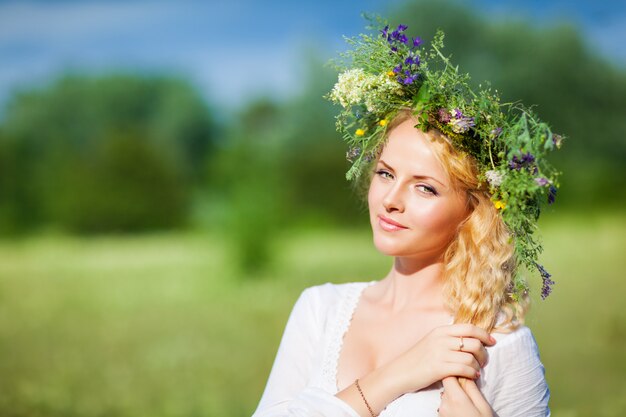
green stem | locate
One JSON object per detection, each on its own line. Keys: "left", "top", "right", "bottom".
{"left": 432, "top": 45, "right": 454, "bottom": 72}
{"left": 488, "top": 140, "right": 496, "bottom": 170}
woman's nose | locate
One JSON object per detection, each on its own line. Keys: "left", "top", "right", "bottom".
{"left": 383, "top": 185, "right": 404, "bottom": 213}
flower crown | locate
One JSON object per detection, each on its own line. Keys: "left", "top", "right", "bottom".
{"left": 326, "top": 17, "right": 562, "bottom": 300}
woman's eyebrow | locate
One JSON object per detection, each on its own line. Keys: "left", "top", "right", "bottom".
{"left": 378, "top": 159, "right": 394, "bottom": 171}
{"left": 413, "top": 175, "right": 446, "bottom": 188}
{"left": 379, "top": 159, "right": 447, "bottom": 188}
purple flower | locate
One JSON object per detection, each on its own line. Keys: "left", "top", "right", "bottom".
{"left": 523, "top": 153, "right": 535, "bottom": 164}
{"left": 380, "top": 25, "right": 389, "bottom": 38}
{"left": 548, "top": 185, "right": 557, "bottom": 204}
{"left": 394, "top": 60, "right": 420, "bottom": 85}
{"left": 405, "top": 54, "right": 420, "bottom": 67}
{"left": 386, "top": 24, "right": 411, "bottom": 47}
{"left": 507, "top": 159, "right": 518, "bottom": 170}
{"left": 401, "top": 74, "right": 419, "bottom": 85}
{"left": 438, "top": 108, "right": 451, "bottom": 123}
{"left": 534, "top": 177, "right": 549, "bottom": 187}
{"left": 412, "top": 37, "right": 422, "bottom": 48}
{"left": 450, "top": 117, "right": 475, "bottom": 133}
{"left": 447, "top": 109, "right": 475, "bottom": 133}
{"left": 509, "top": 152, "right": 536, "bottom": 171}
{"left": 536, "top": 263, "right": 555, "bottom": 300}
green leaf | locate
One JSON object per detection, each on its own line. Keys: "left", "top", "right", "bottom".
{"left": 415, "top": 81, "right": 431, "bottom": 104}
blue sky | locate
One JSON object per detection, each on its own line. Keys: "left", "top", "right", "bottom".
{"left": 0, "top": 0, "right": 624, "bottom": 112}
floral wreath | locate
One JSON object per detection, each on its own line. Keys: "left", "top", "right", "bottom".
{"left": 326, "top": 16, "right": 562, "bottom": 300}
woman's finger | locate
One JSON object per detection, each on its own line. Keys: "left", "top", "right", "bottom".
{"left": 441, "top": 376, "right": 465, "bottom": 397}
{"left": 445, "top": 324, "right": 496, "bottom": 346}
{"left": 447, "top": 351, "right": 481, "bottom": 372}
{"left": 439, "top": 377, "right": 470, "bottom": 416}
{"left": 448, "top": 338, "right": 489, "bottom": 368}
{"left": 462, "top": 379, "right": 493, "bottom": 416}
{"left": 443, "top": 362, "right": 481, "bottom": 380}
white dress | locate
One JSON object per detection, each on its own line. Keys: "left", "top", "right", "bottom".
{"left": 252, "top": 282, "right": 550, "bottom": 417}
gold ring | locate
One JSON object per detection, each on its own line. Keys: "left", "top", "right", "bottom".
{"left": 459, "top": 336, "right": 464, "bottom": 351}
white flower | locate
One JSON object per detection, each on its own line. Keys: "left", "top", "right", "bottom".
{"left": 330, "top": 69, "right": 404, "bottom": 112}
{"left": 363, "top": 73, "right": 404, "bottom": 112}
{"left": 485, "top": 170, "right": 504, "bottom": 187}
{"left": 329, "top": 69, "right": 368, "bottom": 108}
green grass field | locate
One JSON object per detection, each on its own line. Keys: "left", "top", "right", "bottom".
{"left": 0, "top": 212, "right": 624, "bottom": 417}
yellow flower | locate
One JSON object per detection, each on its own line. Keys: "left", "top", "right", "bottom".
{"left": 378, "top": 119, "right": 388, "bottom": 127}
{"left": 494, "top": 200, "right": 506, "bottom": 210}
{"left": 386, "top": 70, "right": 395, "bottom": 77}
{"left": 355, "top": 129, "right": 366, "bottom": 137}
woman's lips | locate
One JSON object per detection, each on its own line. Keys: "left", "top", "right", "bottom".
{"left": 378, "top": 215, "right": 408, "bottom": 232}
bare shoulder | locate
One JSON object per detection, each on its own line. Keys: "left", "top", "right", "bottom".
{"left": 490, "top": 325, "right": 537, "bottom": 347}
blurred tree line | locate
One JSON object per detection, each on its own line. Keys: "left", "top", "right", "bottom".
{"left": 0, "top": 75, "right": 215, "bottom": 234}
{"left": 0, "top": 0, "right": 624, "bottom": 268}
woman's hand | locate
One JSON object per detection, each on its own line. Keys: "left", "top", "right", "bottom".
{"left": 437, "top": 377, "right": 494, "bottom": 417}
{"left": 337, "top": 324, "right": 495, "bottom": 417}
{"left": 382, "top": 324, "right": 496, "bottom": 396}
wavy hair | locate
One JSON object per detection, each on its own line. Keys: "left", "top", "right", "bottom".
{"left": 381, "top": 110, "right": 528, "bottom": 331}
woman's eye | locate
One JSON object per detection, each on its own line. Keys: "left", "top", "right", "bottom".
{"left": 375, "top": 169, "right": 393, "bottom": 179}
{"left": 416, "top": 184, "right": 438, "bottom": 196}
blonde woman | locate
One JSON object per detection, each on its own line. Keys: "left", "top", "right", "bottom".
{"left": 253, "top": 21, "right": 558, "bottom": 417}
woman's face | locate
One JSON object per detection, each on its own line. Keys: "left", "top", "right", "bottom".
{"left": 368, "top": 118, "right": 469, "bottom": 261}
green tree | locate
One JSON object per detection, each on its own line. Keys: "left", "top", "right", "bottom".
{"left": 211, "top": 99, "right": 288, "bottom": 272}
{"left": 0, "top": 74, "right": 216, "bottom": 233}
{"left": 281, "top": 55, "right": 369, "bottom": 227}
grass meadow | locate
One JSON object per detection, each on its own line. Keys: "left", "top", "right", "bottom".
{"left": 0, "top": 212, "right": 624, "bottom": 417}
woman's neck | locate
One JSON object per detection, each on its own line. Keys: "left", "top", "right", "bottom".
{"left": 375, "top": 257, "right": 446, "bottom": 314}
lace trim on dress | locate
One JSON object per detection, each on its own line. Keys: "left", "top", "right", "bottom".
{"left": 320, "top": 282, "right": 374, "bottom": 394}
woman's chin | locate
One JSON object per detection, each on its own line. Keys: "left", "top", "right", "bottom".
{"left": 372, "top": 238, "right": 409, "bottom": 257}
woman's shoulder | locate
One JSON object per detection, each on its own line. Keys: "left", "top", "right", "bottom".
{"left": 490, "top": 325, "right": 539, "bottom": 350}
{"left": 485, "top": 325, "right": 545, "bottom": 372}
{"left": 481, "top": 325, "right": 550, "bottom": 414}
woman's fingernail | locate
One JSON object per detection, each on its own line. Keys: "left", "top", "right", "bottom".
{"left": 490, "top": 335, "right": 496, "bottom": 344}
{"left": 475, "top": 370, "right": 481, "bottom": 378}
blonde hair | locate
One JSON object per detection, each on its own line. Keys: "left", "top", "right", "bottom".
{"left": 385, "top": 110, "right": 528, "bottom": 332}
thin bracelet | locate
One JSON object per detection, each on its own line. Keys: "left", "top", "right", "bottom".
{"left": 354, "top": 379, "right": 376, "bottom": 417}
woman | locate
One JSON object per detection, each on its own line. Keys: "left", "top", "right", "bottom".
{"left": 252, "top": 20, "right": 559, "bottom": 417}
